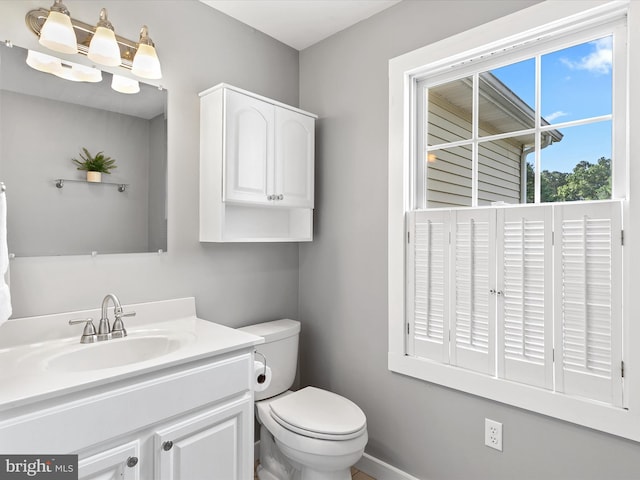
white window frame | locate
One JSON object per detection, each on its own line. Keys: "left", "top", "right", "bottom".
{"left": 388, "top": 0, "right": 639, "bottom": 441}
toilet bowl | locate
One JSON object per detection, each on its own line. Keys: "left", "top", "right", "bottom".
{"left": 238, "top": 320, "right": 368, "bottom": 480}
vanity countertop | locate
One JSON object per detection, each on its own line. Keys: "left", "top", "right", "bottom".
{"left": 0, "top": 297, "right": 263, "bottom": 412}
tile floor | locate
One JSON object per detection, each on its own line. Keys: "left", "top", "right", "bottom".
{"left": 351, "top": 466, "right": 376, "bottom": 480}
{"left": 254, "top": 462, "right": 376, "bottom": 479}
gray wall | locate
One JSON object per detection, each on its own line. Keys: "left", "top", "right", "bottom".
{"left": 148, "top": 113, "right": 168, "bottom": 253}
{"left": 1, "top": 90, "right": 151, "bottom": 256}
{"left": 0, "top": 0, "right": 300, "bottom": 325}
{"left": 298, "top": 1, "right": 640, "bottom": 479}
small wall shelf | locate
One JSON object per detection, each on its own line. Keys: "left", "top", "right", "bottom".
{"left": 55, "top": 179, "right": 129, "bottom": 192}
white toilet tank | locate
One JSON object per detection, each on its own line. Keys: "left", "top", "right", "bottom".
{"left": 238, "top": 319, "right": 300, "bottom": 401}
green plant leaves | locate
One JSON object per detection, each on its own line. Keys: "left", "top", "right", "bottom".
{"left": 71, "top": 147, "right": 117, "bottom": 174}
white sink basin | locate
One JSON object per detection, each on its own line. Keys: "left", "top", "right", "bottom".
{"left": 45, "top": 334, "right": 194, "bottom": 372}
{"left": 0, "top": 298, "right": 263, "bottom": 410}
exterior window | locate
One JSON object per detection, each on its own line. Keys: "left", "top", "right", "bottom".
{"left": 411, "top": 25, "right": 625, "bottom": 405}
{"left": 388, "top": 0, "right": 636, "bottom": 441}
{"left": 417, "top": 36, "right": 615, "bottom": 209}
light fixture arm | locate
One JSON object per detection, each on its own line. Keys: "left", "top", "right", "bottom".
{"left": 49, "top": 0, "right": 70, "bottom": 15}
{"left": 96, "top": 8, "right": 114, "bottom": 31}
{"left": 138, "top": 25, "right": 155, "bottom": 47}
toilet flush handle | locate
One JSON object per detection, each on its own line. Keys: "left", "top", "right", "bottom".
{"left": 254, "top": 351, "right": 267, "bottom": 385}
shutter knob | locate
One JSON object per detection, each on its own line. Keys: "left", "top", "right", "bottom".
{"left": 162, "top": 441, "right": 174, "bottom": 451}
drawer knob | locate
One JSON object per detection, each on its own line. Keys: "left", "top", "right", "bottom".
{"left": 126, "top": 456, "right": 138, "bottom": 468}
{"left": 162, "top": 441, "right": 174, "bottom": 451}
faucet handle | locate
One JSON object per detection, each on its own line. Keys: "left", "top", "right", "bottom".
{"left": 112, "top": 310, "right": 135, "bottom": 339}
{"left": 69, "top": 318, "right": 98, "bottom": 344}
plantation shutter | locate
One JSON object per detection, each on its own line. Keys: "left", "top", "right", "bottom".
{"left": 496, "top": 206, "right": 553, "bottom": 389}
{"left": 450, "top": 208, "right": 495, "bottom": 375}
{"left": 554, "top": 201, "right": 623, "bottom": 406}
{"left": 407, "top": 210, "right": 450, "bottom": 363}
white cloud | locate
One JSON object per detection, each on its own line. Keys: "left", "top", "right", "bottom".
{"left": 545, "top": 110, "right": 569, "bottom": 122}
{"left": 560, "top": 37, "right": 612, "bottom": 74}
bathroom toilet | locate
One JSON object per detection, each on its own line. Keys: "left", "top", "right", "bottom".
{"left": 239, "top": 319, "right": 368, "bottom": 480}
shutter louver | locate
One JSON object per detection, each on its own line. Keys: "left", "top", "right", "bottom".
{"left": 407, "top": 211, "right": 450, "bottom": 363}
{"left": 450, "top": 208, "right": 495, "bottom": 375}
{"left": 554, "top": 201, "right": 623, "bottom": 406}
{"left": 497, "top": 206, "right": 553, "bottom": 389}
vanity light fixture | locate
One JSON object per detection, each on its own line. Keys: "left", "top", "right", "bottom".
{"left": 131, "top": 26, "right": 162, "bottom": 80}
{"left": 87, "top": 9, "right": 120, "bottom": 67}
{"left": 38, "top": 0, "right": 77, "bottom": 55}
{"left": 26, "top": 4, "right": 163, "bottom": 80}
{"left": 26, "top": 49, "right": 62, "bottom": 75}
{"left": 111, "top": 74, "right": 140, "bottom": 94}
{"left": 63, "top": 62, "right": 103, "bottom": 83}
{"left": 26, "top": 49, "right": 102, "bottom": 83}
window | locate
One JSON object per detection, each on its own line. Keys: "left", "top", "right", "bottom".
{"left": 416, "top": 34, "right": 618, "bottom": 210}
{"left": 389, "top": 1, "right": 638, "bottom": 441}
{"left": 408, "top": 201, "right": 623, "bottom": 404}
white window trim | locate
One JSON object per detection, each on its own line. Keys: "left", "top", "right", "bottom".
{"left": 388, "top": 0, "right": 640, "bottom": 441}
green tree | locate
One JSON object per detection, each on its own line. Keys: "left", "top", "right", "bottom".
{"left": 526, "top": 163, "right": 568, "bottom": 203}
{"left": 526, "top": 157, "right": 610, "bottom": 202}
{"left": 556, "top": 157, "right": 611, "bottom": 201}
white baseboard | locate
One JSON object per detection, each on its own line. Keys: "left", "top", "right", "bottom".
{"left": 355, "top": 452, "right": 421, "bottom": 480}
{"left": 256, "top": 440, "right": 420, "bottom": 480}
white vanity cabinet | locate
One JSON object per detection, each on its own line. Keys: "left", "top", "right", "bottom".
{"left": 78, "top": 441, "right": 141, "bottom": 480}
{"left": 200, "top": 83, "right": 316, "bottom": 242}
{"left": 154, "top": 396, "right": 251, "bottom": 479}
{"left": 0, "top": 352, "right": 254, "bottom": 480}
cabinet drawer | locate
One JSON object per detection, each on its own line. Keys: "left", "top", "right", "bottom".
{"left": 0, "top": 353, "right": 252, "bottom": 453}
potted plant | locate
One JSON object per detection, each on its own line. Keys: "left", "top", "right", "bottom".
{"left": 72, "top": 148, "right": 117, "bottom": 183}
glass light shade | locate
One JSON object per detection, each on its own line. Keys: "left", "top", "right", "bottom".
{"left": 131, "top": 44, "right": 162, "bottom": 79}
{"left": 39, "top": 10, "right": 78, "bottom": 54}
{"left": 88, "top": 26, "right": 121, "bottom": 66}
{"left": 70, "top": 63, "right": 103, "bottom": 83}
{"left": 54, "top": 64, "right": 82, "bottom": 82}
{"left": 111, "top": 74, "right": 140, "bottom": 94}
{"left": 26, "top": 50, "right": 63, "bottom": 75}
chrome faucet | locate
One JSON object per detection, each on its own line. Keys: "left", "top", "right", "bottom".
{"left": 97, "top": 293, "right": 136, "bottom": 341}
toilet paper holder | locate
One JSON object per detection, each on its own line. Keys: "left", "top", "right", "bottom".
{"left": 255, "top": 351, "right": 268, "bottom": 385}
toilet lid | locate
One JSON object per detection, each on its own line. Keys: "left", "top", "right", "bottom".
{"left": 269, "top": 387, "right": 366, "bottom": 440}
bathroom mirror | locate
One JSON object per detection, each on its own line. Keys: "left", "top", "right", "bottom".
{"left": 0, "top": 43, "right": 167, "bottom": 257}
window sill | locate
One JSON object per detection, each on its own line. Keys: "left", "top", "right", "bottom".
{"left": 388, "top": 352, "right": 638, "bottom": 442}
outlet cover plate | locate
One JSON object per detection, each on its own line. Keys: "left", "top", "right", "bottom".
{"left": 485, "top": 418, "right": 503, "bottom": 451}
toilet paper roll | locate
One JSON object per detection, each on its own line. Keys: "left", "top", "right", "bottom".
{"left": 253, "top": 360, "right": 272, "bottom": 392}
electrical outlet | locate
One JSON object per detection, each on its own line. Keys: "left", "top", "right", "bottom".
{"left": 485, "top": 418, "right": 503, "bottom": 451}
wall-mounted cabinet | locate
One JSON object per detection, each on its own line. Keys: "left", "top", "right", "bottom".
{"left": 199, "top": 84, "right": 316, "bottom": 242}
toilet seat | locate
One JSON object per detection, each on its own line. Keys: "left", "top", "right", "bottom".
{"left": 268, "top": 387, "right": 367, "bottom": 440}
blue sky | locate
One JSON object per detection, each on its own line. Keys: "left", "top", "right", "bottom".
{"left": 490, "top": 37, "right": 612, "bottom": 173}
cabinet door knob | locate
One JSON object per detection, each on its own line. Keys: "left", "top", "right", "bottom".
{"left": 278, "top": 194, "right": 284, "bottom": 200}
{"left": 162, "top": 441, "right": 174, "bottom": 451}
{"left": 126, "top": 456, "right": 138, "bottom": 468}
{"left": 267, "top": 195, "right": 274, "bottom": 200}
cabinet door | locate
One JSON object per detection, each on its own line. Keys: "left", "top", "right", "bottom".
{"left": 275, "top": 107, "right": 315, "bottom": 208}
{"left": 224, "top": 89, "right": 275, "bottom": 205}
{"left": 155, "top": 396, "right": 252, "bottom": 480}
{"left": 78, "top": 441, "right": 140, "bottom": 480}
